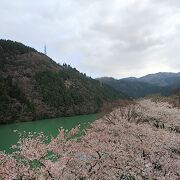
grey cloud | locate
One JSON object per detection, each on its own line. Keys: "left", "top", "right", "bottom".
{"left": 152, "top": 0, "right": 180, "bottom": 7}
{"left": 0, "top": 0, "right": 180, "bottom": 78}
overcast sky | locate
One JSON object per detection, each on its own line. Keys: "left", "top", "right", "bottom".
{"left": 1, "top": 0, "right": 180, "bottom": 78}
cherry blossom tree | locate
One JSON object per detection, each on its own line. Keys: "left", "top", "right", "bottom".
{"left": 0, "top": 99, "right": 180, "bottom": 179}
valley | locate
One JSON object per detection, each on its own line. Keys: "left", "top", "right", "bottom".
{"left": 1, "top": 0, "right": 180, "bottom": 179}
{"left": 0, "top": 39, "right": 180, "bottom": 180}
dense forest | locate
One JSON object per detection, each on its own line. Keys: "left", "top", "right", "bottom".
{"left": 0, "top": 40, "right": 126, "bottom": 124}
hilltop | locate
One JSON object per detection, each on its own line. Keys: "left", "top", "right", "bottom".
{"left": 0, "top": 39, "right": 126, "bottom": 124}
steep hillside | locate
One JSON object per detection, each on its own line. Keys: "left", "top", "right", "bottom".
{"left": 0, "top": 40, "right": 125, "bottom": 124}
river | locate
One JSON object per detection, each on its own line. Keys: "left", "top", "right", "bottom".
{"left": 0, "top": 114, "right": 99, "bottom": 152}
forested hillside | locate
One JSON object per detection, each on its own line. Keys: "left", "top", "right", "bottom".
{"left": 139, "top": 72, "right": 180, "bottom": 86}
{"left": 97, "top": 77, "right": 164, "bottom": 98}
{"left": 0, "top": 40, "right": 126, "bottom": 124}
{"left": 97, "top": 73, "right": 180, "bottom": 98}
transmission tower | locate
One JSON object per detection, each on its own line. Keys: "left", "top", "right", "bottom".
{"left": 44, "top": 44, "right": 47, "bottom": 55}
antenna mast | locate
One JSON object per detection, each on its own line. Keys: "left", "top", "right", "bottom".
{"left": 44, "top": 44, "right": 47, "bottom": 55}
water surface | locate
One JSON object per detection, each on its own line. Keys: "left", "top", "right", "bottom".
{"left": 0, "top": 114, "right": 98, "bottom": 152}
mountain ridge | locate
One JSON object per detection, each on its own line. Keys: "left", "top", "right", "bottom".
{"left": 139, "top": 72, "right": 180, "bottom": 86}
{"left": 97, "top": 72, "right": 180, "bottom": 98}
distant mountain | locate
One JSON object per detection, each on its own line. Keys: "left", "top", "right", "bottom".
{"left": 139, "top": 72, "right": 180, "bottom": 86}
{"left": 97, "top": 72, "right": 180, "bottom": 98}
{"left": 120, "top": 77, "right": 138, "bottom": 81}
{"left": 0, "top": 40, "right": 126, "bottom": 124}
{"left": 97, "top": 77, "right": 163, "bottom": 98}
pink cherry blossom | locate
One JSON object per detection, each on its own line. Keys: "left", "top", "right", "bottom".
{"left": 0, "top": 99, "right": 180, "bottom": 179}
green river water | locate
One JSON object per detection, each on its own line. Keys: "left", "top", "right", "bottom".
{"left": 0, "top": 114, "right": 99, "bottom": 152}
